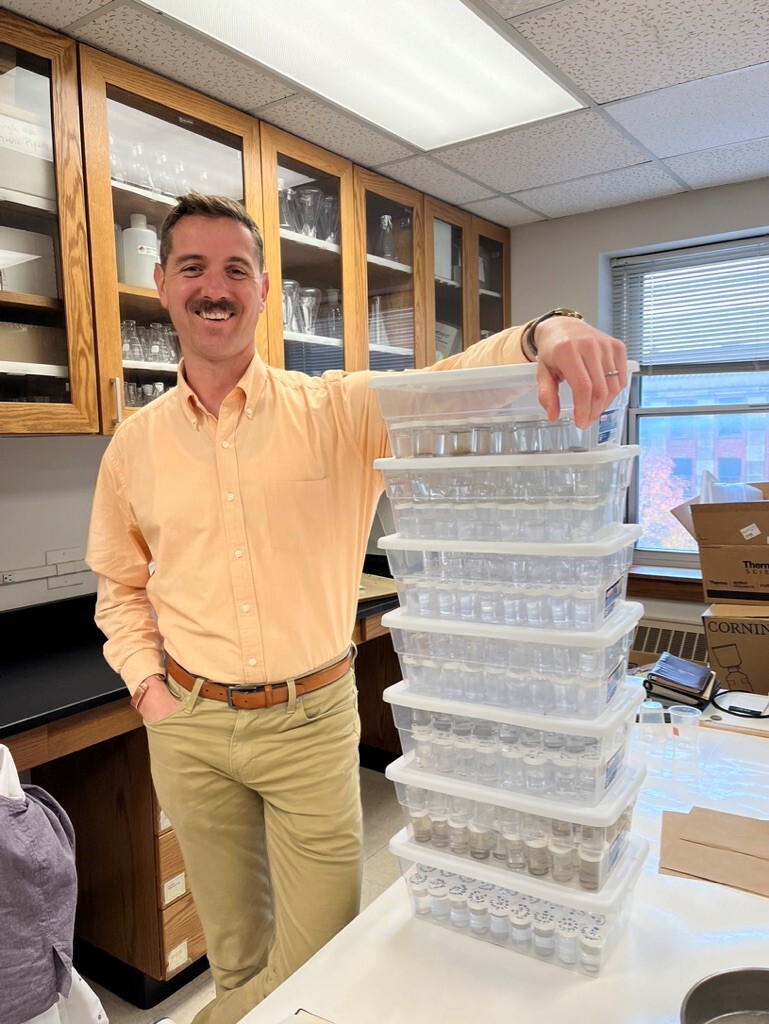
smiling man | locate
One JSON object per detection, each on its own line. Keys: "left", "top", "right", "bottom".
{"left": 86, "top": 192, "right": 626, "bottom": 1024}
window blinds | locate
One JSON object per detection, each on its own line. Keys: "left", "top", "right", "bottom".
{"left": 612, "top": 237, "right": 769, "bottom": 368}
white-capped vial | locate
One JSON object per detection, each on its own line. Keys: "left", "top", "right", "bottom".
{"left": 488, "top": 894, "right": 512, "bottom": 943}
{"left": 556, "top": 917, "right": 580, "bottom": 965}
{"left": 412, "top": 723, "right": 433, "bottom": 770}
{"left": 501, "top": 748, "right": 526, "bottom": 792}
{"left": 579, "top": 925, "right": 605, "bottom": 974}
{"left": 523, "top": 753, "right": 549, "bottom": 793}
{"left": 524, "top": 587, "right": 549, "bottom": 628}
{"left": 525, "top": 836, "right": 550, "bottom": 876}
{"left": 409, "top": 807, "right": 432, "bottom": 844}
{"left": 467, "top": 890, "right": 490, "bottom": 936}
{"left": 533, "top": 909, "right": 557, "bottom": 958}
{"left": 408, "top": 871, "right": 431, "bottom": 915}
{"left": 448, "top": 883, "right": 470, "bottom": 929}
{"left": 501, "top": 586, "right": 526, "bottom": 627}
{"left": 448, "top": 816, "right": 470, "bottom": 855}
{"left": 549, "top": 840, "right": 575, "bottom": 883}
{"left": 433, "top": 733, "right": 455, "bottom": 774}
{"left": 452, "top": 736, "right": 475, "bottom": 779}
{"left": 579, "top": 843, "right": 608, "bottom": 891}
{"left": 564, "top": 732, "right": 587, "bottom": 755}
{"left": 520, "top": 727, "right": 543, "bottom": 749}
{"left": 468, "top": 821, "right": 494, "bottom": 861}
{"left": 577, "top": 752, "right": 601, "bottom": 800}
{"left": 474, "top": 737, "right": 500, "bottom": 786}
{"left": 553, "top": 754, "right": 578, "bottom": 798}
{"left": 442, "top": 660, "right": 463, "bottom": 699}
{"left": 509, "top": 903, "right": 532, "bottom": 949}
{"left": 484, "top": 666, "right": 506, "bottom": 705}
{"left": 428, "top": 877, "right": 450, "bottom": 921}
{"left": 463, "top": 664, "right": 485, "bottom": 702}
{"left": 503, "top": 832, "right": 526, "bottom": 871}
{"left": 551, "top": 817, "right": 574, "bottom": 843}
{"left": 550, "top": 586, "right": 574, "bottom": 630}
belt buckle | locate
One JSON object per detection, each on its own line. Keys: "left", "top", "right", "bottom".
{"left": 225, "top": 682, "right": 263, "bottom": 709}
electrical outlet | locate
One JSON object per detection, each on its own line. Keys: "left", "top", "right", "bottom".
{"left": 2, "top": 572, "right": 14, "bottom": 584}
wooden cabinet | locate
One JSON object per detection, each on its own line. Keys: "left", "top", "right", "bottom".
{"left": 470, "top": 215, "right": 511, "bottom": 346}
{"left": 424, "top": 197, "right": 473, "bottom": 363}
{"left": 0, "top": 11, "right": 97, "bottom": 433}
{"left": 260, "top": 123, "right": 363, "bottom": 374}
{"left": 79, "top": 46, "right": 265, "bottom": 432}
{"left": 353, "top": 167, "right": 429, "bottom": 371}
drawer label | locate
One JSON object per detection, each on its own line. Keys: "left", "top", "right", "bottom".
{"left": 158, "top": 809, "right": 172, "bottom": 831}
{"left": 163, "top": 871, "right": 186, "bottom": 905}
{"left": 167, "top": 939, "right": 189, "bottom": 973}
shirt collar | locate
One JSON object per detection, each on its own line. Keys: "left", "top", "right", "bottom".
{"left": 176, "top": 352, "right": 268, "bottom": 426}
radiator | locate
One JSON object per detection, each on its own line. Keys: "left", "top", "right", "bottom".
{"left": 631, "top": 616, "right": 708, "bottom": 668}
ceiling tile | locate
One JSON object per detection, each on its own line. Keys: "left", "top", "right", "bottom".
{"left": 512, "top": 163, "right": 684, "bottom": 217}
{"left": 375, "top": 156, "right": 494, "bottom": 205}
{"left": 0, "top": 0, "right": 110, "bottom": 29}
{"left": 257, "top": 95, "right": 416, "bottom": 167}
{"left": 77, "top": 6, "right": 295, "bottom": 110}
{"left": 462, "top": 195, "right": 542, "bottom": 227}
{"left": 607, "top": 64, "right": 769, "bottom": 157}
{"left": 514, "top": 0, "right": 769, "bottom": 103}
{"left": 436, "top": 111, "right": 646, "bottom": 193}
{"left": 663, "top": 139, "right": 769, "bottom": 189}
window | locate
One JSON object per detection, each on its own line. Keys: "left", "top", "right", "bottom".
{"left": 612, "top": 237, "right": 769, "bottom": 565}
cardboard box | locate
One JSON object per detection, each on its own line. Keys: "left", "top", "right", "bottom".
{"left": 672, "top": 483, "right": 769, "bottom": 603}
{"left": 703, "top": 604, "right": 769, "bottom": 695}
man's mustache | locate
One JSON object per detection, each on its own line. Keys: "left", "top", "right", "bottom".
{"left": 190, "top": 299, "right": 238, "bottom": 315}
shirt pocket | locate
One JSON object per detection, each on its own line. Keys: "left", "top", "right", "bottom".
{"left": 266, "top": 477, "right": 335, "bottom": 554}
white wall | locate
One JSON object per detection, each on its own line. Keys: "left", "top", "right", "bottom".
{"left": 508, "top": 178, "right": 769, "bottom": 331}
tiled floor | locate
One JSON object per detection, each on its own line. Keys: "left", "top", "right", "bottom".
{"left": 87, "top": 767, "right": 403, "bottom": 1024}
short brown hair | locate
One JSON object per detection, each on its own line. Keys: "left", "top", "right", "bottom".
{"left": 159, "top": 192, "right": 264, "bottom": 270}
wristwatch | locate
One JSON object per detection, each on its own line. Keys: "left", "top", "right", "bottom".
{"left": 523, "top": 307, "right": 583, "bottom": 360}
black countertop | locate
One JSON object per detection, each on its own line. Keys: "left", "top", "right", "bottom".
{"left": 0, "top": 588, "right": 399, "bottom": 741}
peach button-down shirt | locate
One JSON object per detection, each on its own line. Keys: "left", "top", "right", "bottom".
{"left": 86, "top": 326, "right": 530, "bottom": 694}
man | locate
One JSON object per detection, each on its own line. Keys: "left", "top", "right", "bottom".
{"left": 86, "top": 193, "right": 626, "bottom": 1024}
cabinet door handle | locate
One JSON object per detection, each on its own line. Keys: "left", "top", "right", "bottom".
{"left": 111, "top": 376, "right": 123, "bottom": 425}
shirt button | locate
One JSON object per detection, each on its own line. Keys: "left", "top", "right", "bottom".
{"left": 226, "top": 493, "right": 235, "bottom": 502}
{"left": 248, "top": 658, "right": 257, "bottom": 667}
{"left": 221, "top": 440, "right": 230, "bottom": 449}
{"left": 234, "top": 549, "right": 243, "bottom": 558}
{"left": 241, "top": 604, "right": 250, "bottom": 613}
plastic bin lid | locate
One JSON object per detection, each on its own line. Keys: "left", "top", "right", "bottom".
{"left": 369, "top": 360, "right": 640, "bottom": 391}
{"left": 386, "top": 754, "right": 647, "bottom": 826}
{"left": 383, "top": 679, "right": 646, "bottom": 737}
{"left": 382, "top": 600, "right": 644, "bottom": 648}
{"left": 374, "top": 445, "right": 640, "bottom": 471}
{"left": 379, "top": 522, "right": 642, "bottom": 557}
{"left": 389, "top": 826, "right": 649, "bottom": 913}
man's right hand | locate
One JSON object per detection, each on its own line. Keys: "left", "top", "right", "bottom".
{"left": 136, "top": 673, "right": 183, "bottom": 723}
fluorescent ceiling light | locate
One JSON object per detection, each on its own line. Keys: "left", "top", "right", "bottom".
{"left": 142, "top": 0, "right": 582, "bottom": 149}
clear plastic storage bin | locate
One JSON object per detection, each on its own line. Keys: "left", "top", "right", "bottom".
{"left": 383, "top": 680, "right": 644, "bottom": 806}
{"left": 383, "top": 603, "right": 643, "bottom": 719}
{"left": 376, "top": 448, "right": 639, "bottom": 544}
{"left": 379, "top": 525, "right": 640, "bottom": 632}
{"left": 369, "top": 362, "right": 638, "bottom": 458}
{"left": 387, "top": 755, "right": 646, "bottom": 893}
{"left": 390, "top": 827, "right": 648, "bottom": 975}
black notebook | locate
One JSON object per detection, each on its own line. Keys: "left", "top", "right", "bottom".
{"left": 644, "top": 652, "right": 717, "bottom": 707}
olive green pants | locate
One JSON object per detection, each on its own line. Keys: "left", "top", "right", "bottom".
{"left": 145, "top": 668, "right": 362, "bottom": 1024}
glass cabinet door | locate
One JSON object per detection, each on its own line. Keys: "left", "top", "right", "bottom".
{"left": 355, "top": 168, "right": 426, "bottom": 371}
{"left": 474, "top": 216, "right": 510, "bottom": 343}
{"left": 80, "top": 47, "right": 264, "bottom": 431}
{"left": 260, "top": 125, "right": 361, "bottom": 375}
{"left": 0, "top": 14, "right": 96, "bottom": 433}
{"left": 425, "top": 198, "right": 472, "bottom": 363}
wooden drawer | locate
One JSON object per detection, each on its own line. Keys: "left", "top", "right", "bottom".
{"left": 156, "top": 829, "right": 190, "bottom": 908}
{"left": 152, "top": 788, "right": 173, "bottom": 835}
{"left": 161, "top": 891, "right": 205, "bottom": 979}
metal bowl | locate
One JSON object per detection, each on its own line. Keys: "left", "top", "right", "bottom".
{"left": 681, "top": 968, "right": 769, "bottom": 1024}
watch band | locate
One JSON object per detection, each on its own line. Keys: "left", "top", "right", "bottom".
{"left": 523, "top": 307, "right": 583, "bottom": 359}
{"left": 130, "top": 678, "right": 155, "bottom": 712}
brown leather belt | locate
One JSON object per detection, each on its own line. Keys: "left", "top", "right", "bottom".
{"left": 166, "top": 650, "right": 353, "bottom": 710}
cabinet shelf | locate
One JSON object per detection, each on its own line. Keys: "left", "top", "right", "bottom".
{"left": 117, "top": 282, "right": 165, "bottom": 321}
{"left": 369, "top": 342, "right": 413, "bottom": 356}
{"left": 0, "top": 359, "right": 68, "bottom": 378}
{"left": 284, "top": 330, "right": 342, "bottom": 349}
{"left": 367, "top": 253, "right": 412, "bottom": 274}
{"left": 123, "top": 359, "right": 178, "bottom": 374}
{"left": 435, "top": 275, "right": 461, "bottom": 288}
{"left": 279, "top": 229, "right": 342, "bottom": 287}
{"left": 111, "top": 179, "right": 176, "bottom": 227}
{"left": 0, "top": 187, "right": 57, "bottom": 218}
{"left": 479, "top": 288, "right": 502, "bottom": 299}
{"left": 0, "top": 290, "right": 63, "bottom": 313}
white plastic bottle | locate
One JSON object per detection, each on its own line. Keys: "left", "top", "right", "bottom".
{"left": 122, "top": 213, "right": 158, "bottom": 288}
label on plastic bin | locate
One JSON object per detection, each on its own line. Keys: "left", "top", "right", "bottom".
{"left": 603, "top": 577, "right": 622, "bottom": 619}
{"left": 597, "top": 408, "right": 618, "bottom": 446}
{"left": 604, "top": 745, "right": 624, "bottom": 790}
{"left": 607, "top": 830, "right": 624, "bottom": 873}
{"left": 606, "top": 661, "right": 624, "bottom": 705}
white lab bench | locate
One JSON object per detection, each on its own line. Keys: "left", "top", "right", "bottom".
{"left": 240, "top": 728, "right": 769, "bottom": 1024}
